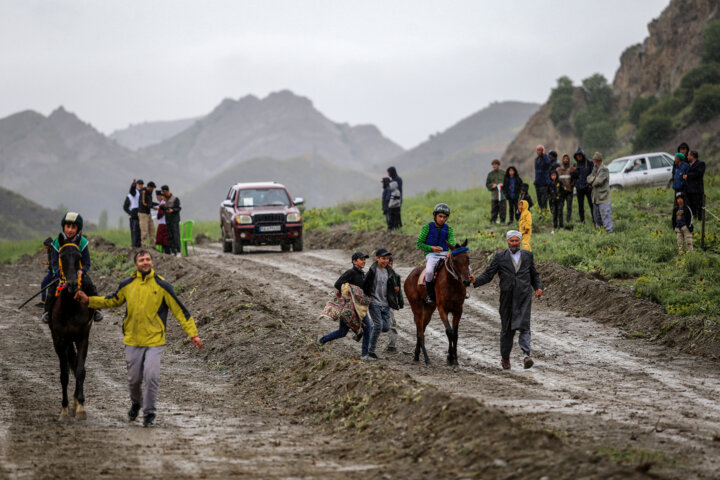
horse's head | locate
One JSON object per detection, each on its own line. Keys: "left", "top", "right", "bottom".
{"left": 58, "top": 237, "right": 83, "bottom": 294}
{"left": 448, "top": 239, "right": 472, "bottom": 287}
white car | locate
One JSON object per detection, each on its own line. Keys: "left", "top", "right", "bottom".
{"left": 607, "top": 152, "right": 674, "bottom": 190}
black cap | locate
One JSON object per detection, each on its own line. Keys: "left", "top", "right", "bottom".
{"left": 147, "top": 181, "right": 156, "bottom": 188}
{"left": 375, "top": 248, "right": 392, "bottom": 257}
{"left": 136, "top": 179, "right": 144, "bottom": 185}
{"left": 161, "top": 185, "right": 169, "bottom": 191}
{"left": 351, "top": 251, "right": 369, "bottom": 261}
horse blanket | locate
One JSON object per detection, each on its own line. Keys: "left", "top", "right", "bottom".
{"left": 319, "top": 283, "right": 371, "bottom": 334}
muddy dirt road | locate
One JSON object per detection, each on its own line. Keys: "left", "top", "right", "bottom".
{"left": 1, "top": 241, "right": 719, "bottom": 478}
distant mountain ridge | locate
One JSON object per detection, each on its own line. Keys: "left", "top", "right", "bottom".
{"left": 0, "top": 185, "right": 64, "bottom": 241}
{"left": 110, "top": 117, "right": 199, "bottom": 150}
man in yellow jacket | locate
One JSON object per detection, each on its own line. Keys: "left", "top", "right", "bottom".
{"left": 75, "top": 250, "right": 202, "bottom": 427}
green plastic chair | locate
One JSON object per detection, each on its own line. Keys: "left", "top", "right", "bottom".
{"left": 181, "top": 220, "right": 195, "bottom": 257}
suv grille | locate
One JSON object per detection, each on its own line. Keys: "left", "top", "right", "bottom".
{"left": 254, "top": 213, "right": 285, "bottom": 225}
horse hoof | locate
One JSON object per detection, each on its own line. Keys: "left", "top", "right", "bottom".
{"left": 58, "top": 408, "right": 69, "bottom": 421}
{"left": 75, "top": 405, "right": 87, "bottom": 420}
{"left": 69, "top": 398, "right": 78, "bottom": 417}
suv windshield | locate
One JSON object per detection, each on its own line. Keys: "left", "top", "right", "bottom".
{"left": 236, "top": 188, "right": 291, "bottom": 207}
{"left": 608, "top": 159, "right": 628, "bottom": 174}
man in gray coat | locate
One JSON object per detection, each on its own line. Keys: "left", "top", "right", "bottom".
{"left": 586, "top": 152, "right": 613, "bottom": 233}
{"left": 470, "top": 231, "right": 543, "bottom": 370}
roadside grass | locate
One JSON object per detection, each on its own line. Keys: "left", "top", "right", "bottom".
{"left": 0, "top": 238, "right": 44, "bottom": 264}
{"left": 304, "top": 179, "right": 720, "bottom": 320}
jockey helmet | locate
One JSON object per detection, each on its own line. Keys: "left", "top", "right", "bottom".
{"left": 61, "top": 212, "right": 84, "bottom": 231}
{"left": 433, "top": 203, "right": 450, "bottom": 217}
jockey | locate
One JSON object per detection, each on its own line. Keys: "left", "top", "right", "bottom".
{"left": 416, "top": 203, "right": 456, "bottom": 304}
{"left": 41, "top": 212, "right": 103, "bottom": 324}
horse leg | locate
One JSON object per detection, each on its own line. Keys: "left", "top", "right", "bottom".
{"left": 55, "top": 342, "right": 70, "bottom": 421}
{"left": 73, "top": 337, "right": 89, "bottom": 420}
{"left": 437, "top": 306, "right": 454, "bottom": 365}
{"left": 421, "top": 308, "right": 433, "bottom": 365}
{"left": 413, "top": 336, "right": 421, "bottom": 362}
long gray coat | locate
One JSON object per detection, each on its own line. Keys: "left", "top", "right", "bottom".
{"left": 473, "top": 249, "right": 542, "bottom": 330}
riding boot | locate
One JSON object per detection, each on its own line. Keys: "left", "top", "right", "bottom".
{"left": 41, "top": 289, "right": 56, "bottom": 323}
{"left": 425, "top": 280, "right": 436, "bottom": 304}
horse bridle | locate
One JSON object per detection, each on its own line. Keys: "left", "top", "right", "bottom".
{"left": 445, "top": 251, "right": 470, "bottom": 281}
{"left": 56, "top": 243, "right": 83, "bottom": 295}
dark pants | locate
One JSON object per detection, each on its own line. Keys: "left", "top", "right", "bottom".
{"left": 44, "top": 273, "right": 99, "bottom": 314}
{"left": 687, "top": 192, "right": 704, "bottom": 221}
{"left": 167, "top": 220, "right": 181, "bottom": 254}
{"left": 535, "top": 185, "right": 549, "bottom": 211}
{"left": 41, "top": 271, "right": 54, "bottom": 302}
{"left": 564, "top": 192, "right": 573, "bottom": 222}
{"left": 552, "top": 200, "right": 564, "bottom": 229}
{"left": 490, "top": 199, "right": 506, "bottom": 222}
{"left": 507, "top": 198, "right": 518, "bottom": 223}
{"left": 388, "top": 207, "right": 402, "bottom": 230}
{"left": 320, "top": 315, "right": 373, "bottom": 356}
{"left": 129, "top": 213, "right": 141, "bottom": 248}
{"left": 500, "top": 328, "right": 531, "bottom": 358}
{"left": 576, "top": 187, "right": 594, "bottom": 223}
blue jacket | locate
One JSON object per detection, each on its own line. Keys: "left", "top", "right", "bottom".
{"left": 425, "top": 222, "right": 450, "bottom": 251}
{"left": 572, "top": 147, "right": 594, "bottom": 190}
{"left": 672, "top": 161, "right": 689, "bottom": 191}
{"left": 534, "top": 154, "right": 553, "bottom": 186}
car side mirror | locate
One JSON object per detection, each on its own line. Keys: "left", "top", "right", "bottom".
{"left": 294, "top": 197, "right": 304, "bottom": 206}
{"left": 222, "top": 199, "right": 234, "bottom": 208}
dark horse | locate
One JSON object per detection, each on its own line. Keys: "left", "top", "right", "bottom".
{"left": 49, "top": 237, "right": 95, "bottom": 420}
{"left": 404, "top": 241, "right": 472, "bottom": 365}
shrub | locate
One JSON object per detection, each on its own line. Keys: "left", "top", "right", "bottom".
{"left": 692, "top": 83, "right": 720, "bottom": 122}
{"left": 550, "top": 95, "right": 574, "bottom": 131}
{"left": 573, "top": 105, "right": 605, "bottom": 140}
{"left": 646, "top": 96, "right": 686, "bottom": 117}
{"left": 628, "top": 96, "right": 657, "bottom": 126}
{"left": 702, "top": 20, "right": 720, "bottom": 64}
{"left": 581, "top": 73, "right": 615, "bottom": 113}
{"left": 679, "top": 62, "right": 720, "bottom": 95}
{"left": 582, "top": 121, "right": 617, "bottom": 153}
{"left": 633, "top": 114, "right": 674, "bottom": 150}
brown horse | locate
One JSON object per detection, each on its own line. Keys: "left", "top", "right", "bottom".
{"left": 404, "top": 241, "right": 472, "bottom": 365}
{"left": 50, "top": 238, "right": 94, "bottom": 420}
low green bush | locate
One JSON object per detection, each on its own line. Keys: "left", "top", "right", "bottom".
{"left": 692, "top": 83, "right": 720, "bottom": 122}
{"left": 633, "top": 114, "right": 674, "bottom": 150}
{"left": 628, "top": 96, "right": 657, "bottom": 126}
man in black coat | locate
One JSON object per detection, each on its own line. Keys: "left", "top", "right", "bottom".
{"left": 161, "top": 185, "right": 182, "bottom": 255}
{"left": 683, "top": 150, "right": 705, "bottom": 221}
{"left": 471, "top": 230, "right": 543, "bottom": 370}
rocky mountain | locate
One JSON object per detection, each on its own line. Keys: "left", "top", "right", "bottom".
{"left": 388, "top": 101, "right": 540, "bottom": 195}
{"left": 141, "top": 90, "right": 405, "bottom": 178}
{"left": 110, "top": 117, "right": 199, "bottom": 150}
{"left": 180, "top": 156, "right": 378, "bottom": 220}
{"left": 502, "top": 0, "right": 719, "bottom": 176}
{"left": 0, "top": 185, "right": 64, "bottom": 241}
{"left": 0, "top": 107, "right": 150, "bottom": 220}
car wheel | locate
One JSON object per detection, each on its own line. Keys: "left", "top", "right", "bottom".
{"left": 610, "top": 184, "right": 623, "bottom": 192}
{"left": 222, "top": 226, "right": 232, "bottom": 252}
{"left": 232, "top": 236, "right": 244, "bottom": 255}
{"left": 281, "top": 241, "right": 291, "bottom": 252}
{"left": 293, "top": 237, "right": 303, "bottom": 252}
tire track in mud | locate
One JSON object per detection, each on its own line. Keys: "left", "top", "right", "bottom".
{"left": 196, "top": 244, "right": 720, "bottom": 478}
{"left": 0, "top": 270, "right": 380, "bottom": 478}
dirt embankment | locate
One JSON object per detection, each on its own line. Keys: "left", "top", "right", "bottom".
{"left": 304, "top": 229, "right": 720, "bottom": 361}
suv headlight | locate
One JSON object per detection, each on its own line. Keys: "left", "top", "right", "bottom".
{"left": 287, "top": 213, "right": 301, "bottom": 222}
{"left": 235, "top": 215, "right": 252, "bottom": 224}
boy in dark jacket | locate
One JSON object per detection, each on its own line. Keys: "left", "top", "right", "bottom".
{"left": 516, "top": 183, "right": 534, "bottom": 219}
{"left": 363, "top": 248, "right": 399, "bottom": 359}
{"left": 672, "top": 194, "right": 694, "bottom": 254}
{"left": 548, "top": 170, "right": 565, "bottom": 232}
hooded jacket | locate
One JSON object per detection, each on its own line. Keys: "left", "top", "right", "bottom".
{"left": 388, "top": 181, "right": 402, "bottom": 208}
{"left": 573, "top": 148, "right": 594, "bottom": 190}
{"left": 672, "top": 203, "right": 694, "bottom": 232}
{"left": 387, "top": 167, "right": 403, "bottom": 195}
{"left": 502, "top": 167, "right": 523, "bottom": 200}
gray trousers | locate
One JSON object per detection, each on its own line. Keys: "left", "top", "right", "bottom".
{"left": 388, "top": 310, "right": 398, "bottom": 349}
{"left": 125, "top": 345, "right": 163, "bottom": 416}
{"left": 500, "top": 328, "right": 531, "bottom": 358}
{"left": 592, "top": 202, "right": 613, "bottom": 233}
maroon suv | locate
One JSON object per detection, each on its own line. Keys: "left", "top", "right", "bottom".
{"left": 220, "top": 182, "right": 304, "bottom": 254}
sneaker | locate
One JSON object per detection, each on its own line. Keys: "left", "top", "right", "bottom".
{"left": 523, "top": 355, "right": 534, "bottom": 369}
{"left": 41, "top": 312, "right": 50, "bottom": 324}
{"left": 550, "top": 230, "right": 555, "bottom": 234}
{"left": 35, "top": 301, "right": 44, "bottom": 308}
{"left": 385, "top": 346, "right": 398, "bottom": 353}
{"left": 501, "top": 357, "right": 511, "bottom": 370}
{"left": 143, "top": 413, "right": 156, "bottom": 427}
{"left": 316, "top": 335, "right": 324, "bottom": 346}
{"left": 367, "top": 352, "right": 379, "bottom": 361}
{"left": 360, "top": 354, "right": 369, "bottom": 361}
{"left": 127, "top": 403, "right": 141, "bottom": 421}
{"left": 93, "top": 310, "right": 103, "bottom": 322}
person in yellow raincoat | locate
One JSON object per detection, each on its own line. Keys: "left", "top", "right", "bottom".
{"left": 518, "top": 200, "right": 532, "bottom": 251}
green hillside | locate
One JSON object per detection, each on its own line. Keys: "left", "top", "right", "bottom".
{"left": 0, "top": 186, "right": 64, "bottom": 241}
{"left": 305, "top": 180, "right": 720, "bottom": 320}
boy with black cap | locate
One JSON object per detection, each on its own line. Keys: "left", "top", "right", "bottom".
{"left": 363, "top": 248, "right": 400, "bottom": 359}
{"left": 319, "top": 252, "right": 373, "bottom": 358}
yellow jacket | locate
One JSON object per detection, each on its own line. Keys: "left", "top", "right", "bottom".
{"left": 89, "top": 269, "right": 198, "bottom": 347}
{"left": 518, "top": 200, "right": 532, "bottom": 251}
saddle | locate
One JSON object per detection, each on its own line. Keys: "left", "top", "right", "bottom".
{"left": 417, "top": 259, "right": 446, "bottom": 286}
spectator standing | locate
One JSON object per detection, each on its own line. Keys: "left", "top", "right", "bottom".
{"left": 385, "top": 256, "right": 403, "bottom": 353}
{"left": 387, "top": 166, "right": 403, "bottom": 196}
{"left": 672, "top": 193, "right": 694, "bottom": 254}
{"left": 161, "top": 185, "right": 181, "bottom": 255}
{"left": 684, "top": 151, "right": 705, "bottom": 221}
{"left": 672, "top": 153, "right": 689, "bottom": 196}
{"left": 155, "top": 192, "right": 170, "bottom": 254}
{"left": 387, "top": 179, "right": 402, "bottom": 230}
{"left": 138, "top": 181, "right": 157, "bottom": 248}
{"left": 381, "top": 177, "right": 391, "bottom": 229}
{"left": 517, "top": 183, "right": 534, "bottom": 218}
{"left": 503, "top": 166, "right": 523, "bottom": 224}
{"left": 572, "top": 147, "right": 595, "bottom": 224}
{"left": 548, "top": 150, "right": 560, "bottom": 171}
{"left": 556, "top": 154, "right": 575, "bottom": 223}
{"left": 363, "top": 248, "right": 400, "bottom": 360}
{"left": 124, "top": 179, "right": 143, "bottom": 248}
{"left": 677, "top": 142, "right": 690, "bottom": 160}
{"left": 486, "top": 159, "right": 506, "bottom": 224}
{"left": 518, "top": 200, "right": 532, "bottom": 251}
{"left": 548, "top": 170, "right": 564, "bottom": 232}
{"left": 533, "top": 145, "right": 553, "bottom": 213}
{"left": 587, "top": 152, "right": 613, "bottom": 233}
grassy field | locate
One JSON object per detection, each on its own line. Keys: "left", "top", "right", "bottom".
{"left": 304, "top": 179, "right": 720, "bottom": 319}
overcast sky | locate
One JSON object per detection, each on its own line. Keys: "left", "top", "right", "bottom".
{"left": 1, "top": 0, "right": 668, "bottom": 148}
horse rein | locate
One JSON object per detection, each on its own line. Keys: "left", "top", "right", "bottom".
{"left": 56, "top": 243, "right": 83, "bottom": 296}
